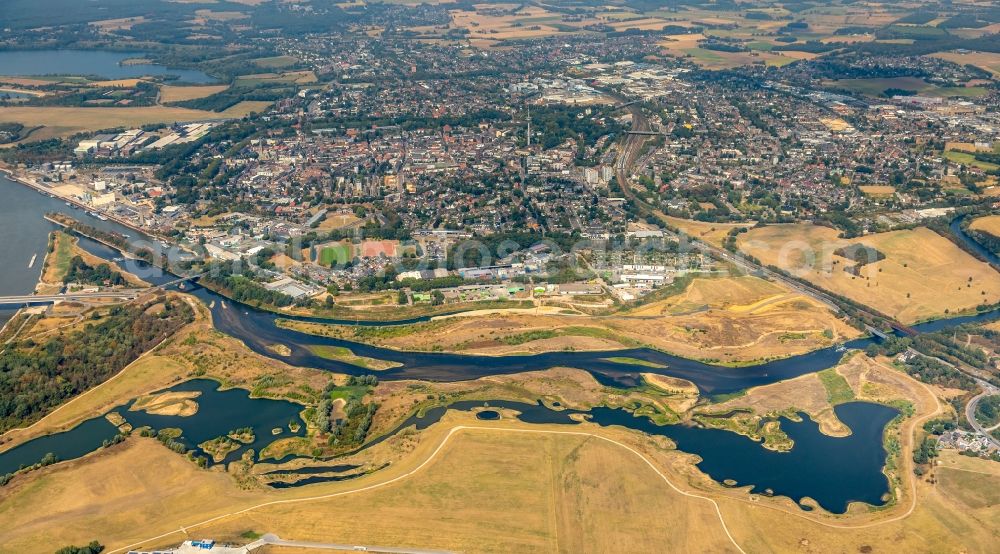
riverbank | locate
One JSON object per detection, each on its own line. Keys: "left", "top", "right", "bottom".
{"left": 0, "top": 165, "right": 156, "bottom": 241}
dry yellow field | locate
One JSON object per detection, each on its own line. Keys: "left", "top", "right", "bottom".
{"left": 236, "top": 71, "right": 317, "bottom": 85}
{"left": 969, "top": 214, "right": 1000, "bottom": 238}
{"left": 662, "top": 215, "right": 752, "bottom": 247}
{"left": 89, "top": 16, "right": 147, "bottom": 31}
{"left": 859, "top": 185, "right": 896, "bottom": 197}
{"left": 449, "top": 5, "right": 575, "bottom": 43}
{"left": 89, "top": 78, "right": 145, "bottom": 88}
{"left": 0, "top": 102, "right": 271, "bottom": 139}
{"left": 191, "top": 9, "right": 250, "bottom": 23}
{"left": 0, "top": 437, "right": 259, "bottom": 552}
{"left": 0, "top": 425, "right": 739, "bottom": 553}
{"left": 737, "top": 224, "right": 1000, "bottom": 323}
{"left": 290, "top": 275, "right": 857, "bottom": 364}
{"left": 159, "top": 84, "right": 229, "bottom": 102}
{"left": 2, "top": 392, "right": 995, "bottom": 554}
{"left": 658, "top": 33, "right": 804, "bottom": 70}
{"left": 931, "top": 51, "right": 1000, "bottom": 76}
{"left": 604, "top": 16, "right": 672, "bottom": 32}
{"left": 316, "top": 212, "right": 363, "bottom": 230}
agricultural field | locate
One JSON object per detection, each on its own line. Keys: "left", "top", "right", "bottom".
{"left": 944, "top": 149, "right": 1000, "bottom": 171}
{"left": 0, "top": 102, "right": 271, "bottom": 139}
{"left": 658, "top": 33, "right": 801, "bottom": 70}
{"left": 736, "top": 224, "right": 1000, "bottom": 323}
{"left": 448, "top": 4, "right": 583, "bottom": 46}
{"left": 253, "top": 55, "right": 301, "bottom": 69}
{"left": 931, "top": 50, "right": 1000, "bottom": 76}
{"left": 159, "top": 84, "right": 230, "bottom": 103}
{"left": 859, "top": 185, "right": 896, "bottom": 198}
{"left": 234, "top": 71, "right": 317, "bottom": 87}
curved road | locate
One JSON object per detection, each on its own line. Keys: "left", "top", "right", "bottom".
{"left": 965, "top": 384, "right": 1000, "bottom": 448}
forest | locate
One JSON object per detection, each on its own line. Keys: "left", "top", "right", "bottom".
{"left": 0, "top": 295, "right": 193, "bottom": 433}
{"left": 63, "top": 256, "right": 127, "bottom": 287}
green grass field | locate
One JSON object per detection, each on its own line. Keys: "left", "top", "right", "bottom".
{"left": 818, "top": 368, "right": 855, "bottom": 405}
{"left": 318, "top": 245, "right": 350, "bottom": 266}
{"left": 306, "top": 345, "right": 401, "bottom": 370}
{"left": 602, "top": 356, "right": 668, "bottom": 369}
{"left": 253, "top": 55, "right": 299, "bottom": 69}
{"left": 831, "top": 77, "right": 987, "bottom": 99}
{"left": 945, "top": 150, "right": 999, "bottom": 171}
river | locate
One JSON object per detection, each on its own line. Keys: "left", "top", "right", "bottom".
{"left": 0, "top": 175, "right": 162, "bottom": 325}
{"left": 950, "top": 215, "right": 1000, "bottom": 267}
{"left": 0, "top": 50, "right": 215, "bottom": 84}
{"left": 1, "top": 175, "right": 998, "bottom": 512}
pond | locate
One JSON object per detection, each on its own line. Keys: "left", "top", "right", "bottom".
{"left": 121, "top": 379, "right": 307, "bottom": 465}
{"left": 586, "top": 401, "right": 899, "bottom": 513}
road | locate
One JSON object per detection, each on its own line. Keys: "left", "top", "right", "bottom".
{"left": 905, "top": 347, "right": 1000, "bottom": 449}
{"left": 0, "top": 290, "right": 145, "bottom": 306}
{"left": 109, "top": 425, "right": 747, "bottom": 554}
{"left": 965, "top": 382, "right": 1000, "bottom": 449}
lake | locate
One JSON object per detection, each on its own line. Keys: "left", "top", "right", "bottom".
{"left": 0, "top": 50, "right": 215, "bottom": 84}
